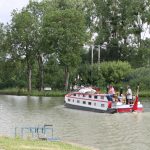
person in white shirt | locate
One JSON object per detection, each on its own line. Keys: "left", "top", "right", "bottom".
{"left": 126, "top": 86, "right": 133, "bottom": 104}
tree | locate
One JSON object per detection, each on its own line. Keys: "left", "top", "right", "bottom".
{"left": 10, "top": 9, "right": 36, "bottom": 91}
{"left": 100, "top": 61, "right": 132, "bottom": 85}
{"left": 126, "top": 67, "right": 150, "bottom": 90}
{"left": 135, "top": 39, "right": 150, "bottom": 67}
{"left": 93, "top": 0, "right": 150, "bottom": 62}
{"left": 25, "top": 1, "right": 47, "bottom": 91}
{"left": 44, "top": 54, "right": 64, "bottom": 89}
{"left": 43, "top": 8, "right": 87, "bottom": 90}
{"left": 0, "top": 23, "right": 4, "bottom": 52}
{"left": 0, "top": 23, "right": 7, "bottom": 60}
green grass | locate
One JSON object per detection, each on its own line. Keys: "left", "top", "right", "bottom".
{"left": 0, "top": 137, "right": 90, "bottom": 150}
{"left": 139, "top": 91, "right": 150, "bottom": 97}
{"left": 0, "top": 88, "right": 67, "bottom": 97}
{"left": 0, "top": 88, "right": 149, "bottom": 98}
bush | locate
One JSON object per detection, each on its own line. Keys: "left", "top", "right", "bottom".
{"left": 126, "top": 67, "right": 150, "bottom": 90}
{"left": 100, "top": 61, "right": 132, "bottom": 85}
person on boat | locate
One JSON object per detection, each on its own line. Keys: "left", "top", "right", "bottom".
{"left": 119, "top": 87, "right": 123, "bottom": 96}
{"left": 126, "top": 85, "right": 133, "bottom": 104}
{"left": 106, "top": 85, "right": 109, "bottom": 94}
{"left": 109, "top": 85, "right": 115, "bottom": 95}
{"left": 106, "top": 85, "right": 115, "bottom": 101}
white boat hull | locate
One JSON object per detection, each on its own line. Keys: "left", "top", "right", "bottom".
{"left": 65, "top": 102, "right": 117, "bottom": 113}
{"left": 64, "top": 91, "right": 143, "bottom": 113}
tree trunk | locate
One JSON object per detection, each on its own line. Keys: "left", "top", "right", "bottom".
{"left": 27, "top": 62, "right": 32, "bottom": 92}
{"left": 37, "top": 53, "right": 44, "bottom": 91}
{"left": 65, "top": 67, "right": 70, "bottom": 91}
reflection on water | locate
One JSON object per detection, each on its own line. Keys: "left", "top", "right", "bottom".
{"left": 0, "top": 95, "right": 150, "bottom": 150}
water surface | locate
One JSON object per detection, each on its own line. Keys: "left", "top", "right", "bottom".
{"left": 0, "top": 95, "right": 150, "bottom": 150}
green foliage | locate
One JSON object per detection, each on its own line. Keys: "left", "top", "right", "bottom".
{"left": 0, "top": 60, "right": 26, "bottom": 89}
{"left": 134, "top": 39, "right": 150, "bottom": 68}
{"left": 77, "top": 61, "right": 131, "bottom": 88}
{"left": 44, "top": 55, "right": 65, "bottom": 89}
{"left": 126, "top": 67, "right": 150, "bottom": 90}
{"left": 43, "top": 8, "right": 87, "bottom": 69}
{"left": 1, "top": 0, "right": 150, "bottom": 92}
{"left": 42, "top": 6, "right": 87, "bottom": 90}
{"left": 0, "top": 23, "right": 5, "bottom": 52}
{"left": 100, "top": 61, "right": 132, "bottom": 85}
{"left": 78, "top": 64, "right": 92, "bottom": 85}
{"left": 91, "top": 64, "right": 105, "bottom": 87}
{"left": 94, "top": 0, "right": 150, "bottom": 63}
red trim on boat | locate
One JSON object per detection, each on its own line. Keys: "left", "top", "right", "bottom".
{"left": 65, "top": 95, "right": 107, "bottom": 103}
{"left": 132, "top": 96, "right": 138, "bottom": 111}
{"left": 117, "top": 107, "right": 143, "bottom": 113}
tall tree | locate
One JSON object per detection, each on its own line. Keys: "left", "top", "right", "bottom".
{"left": 10, "top": 9, "right": 36, "bottom": 91}
{"left": 43, "top": 8, "right": 87, "bottom": 90}
{"left": 25, "top": 1, "right": 47, "bottom": 91}
{"left": 93, "top": 0, "right": 150, "bottom": 62}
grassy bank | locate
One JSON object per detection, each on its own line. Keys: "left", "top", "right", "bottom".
{"left": 138, "top": 91, "right": 150, "bottom": 97}
{"left": 0, "top": 137, "right": 90, "bottom": 150}
{"left": 0, "top": 88, "right": 67, "bottom": 97}
{"left": 0, "top": 88, "right": 149, "bottom": 97}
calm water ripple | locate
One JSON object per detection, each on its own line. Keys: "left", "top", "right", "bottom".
{"left": 0, "top": 95, "right": 150, "bottom": 150}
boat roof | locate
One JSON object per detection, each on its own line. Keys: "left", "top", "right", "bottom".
{"left": 78, "top": 87, "right": 96, "bottom": 94}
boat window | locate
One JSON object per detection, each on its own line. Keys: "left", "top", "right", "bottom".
{"left": 101, "top": 104, "right": 105, "bottom": 107}
{"left": 94, "top": 96, "right": 97, "bottom": 99}
{"left": 77, "top": 100, "right": 80, "bottom": 103}
{"left": 83, "top": 101, "right": 86, "bottom": 104}
{"left": 89, "top": 95, "right": 92, "bottom": 98}
{"left": 83, "top": 94, "right": 85, "bottom": 97}
{"left": 101, "top": 96, "right": 104, "bottom": 99}
{"left": 68, "top": 99, "right": 70, "bottom": 102}
{"left": 73, "top": 94, "right": 76, "bottom": 96}
{"left": 88, "top": 102, "right": 91, "bottom": 105}
{"left": 94, "top": 103, "right": 96, "bottom": 106}
{"left": 73, "top": 99, "right": 74, "bottom": 102}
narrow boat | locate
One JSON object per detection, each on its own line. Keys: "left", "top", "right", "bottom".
{"left": 64, "top": 87, "right": 143, "bottom": 113}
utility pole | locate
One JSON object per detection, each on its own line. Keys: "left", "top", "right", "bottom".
{"left": 98, "top": 45, "right": 100, "bottom": 64}
{"left": 91, "top": 45, "right": 94, "bottom": 66}
{"left": 91, "top": 45, "right": 94, "bottom": 85}
{"left": 91, "top": 45, "right": 101, "bottom": 65}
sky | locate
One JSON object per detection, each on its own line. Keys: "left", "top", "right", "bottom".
{"left": 0, "top": 0, "right": 29, "bottom": 24}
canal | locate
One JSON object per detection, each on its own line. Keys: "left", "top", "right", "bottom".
{"left": 0, "top": 95, "right": 150, "bottom": 150}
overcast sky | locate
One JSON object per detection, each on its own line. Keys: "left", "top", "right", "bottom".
{"left": 0, "top": 0, "right": 29, "bottom": 24}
